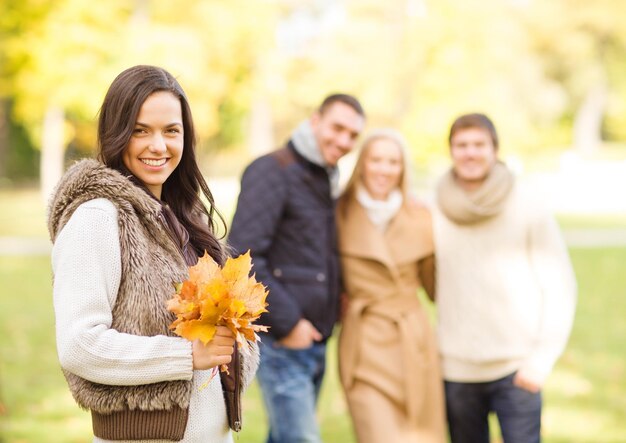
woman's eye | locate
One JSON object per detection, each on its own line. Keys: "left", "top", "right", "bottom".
{"left": 167, "top": 128, "right": 180, "bottom": 134}
{"left": 133, "top": 128, "right": 146, "bottom": 134}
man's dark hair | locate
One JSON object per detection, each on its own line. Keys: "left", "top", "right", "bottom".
{"left": 449, "top": 113, "right": 499, "bottom": 149}
{"left": 318, "top": 93, "right": 365, "bottom": 117}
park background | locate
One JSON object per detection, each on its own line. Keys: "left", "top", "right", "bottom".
{"left": 1, "top": 0, "right": 625, "bottom": 441}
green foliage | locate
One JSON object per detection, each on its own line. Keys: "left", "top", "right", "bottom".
{"left": 264, "top": 0, "right": 626, "bottom": 164}
{"left": 1, "top": 110, "right": 38, "bottom": 182}
{"left": 0, "top": 0, "right": 276, "bottom": 160}
{"left": 525, "top": 0, "right": 626, "bottom": 145}
{"left": 2, "top": 0, "right": 626, "bottom": 178}
{"left": 264, "top": 2, "right": 529, "bottom": 159}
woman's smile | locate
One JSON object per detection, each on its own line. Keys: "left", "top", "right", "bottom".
{"left": 140, "top": 158, "right": 170, "bottom": 167}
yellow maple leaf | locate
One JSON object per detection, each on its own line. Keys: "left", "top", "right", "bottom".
{"left": 178, "top": 281, "right": 197, "bottom": 300}
{"left": 188, "top": 251, "right": 220, "bottom": 282}
{"left": 167, "top": 250, "right": 269, "bottom": 350}
{"left": 199, "top": 279, "right": 229, "bottom": 304}
{"left": 239, "top": 279, "right": 269, "bottom": 317}
{"left": 175, "top": 318, "right": 217, "bottom": 344}
{"left": 221, "top": 251, "right": 252, "bottom": 283}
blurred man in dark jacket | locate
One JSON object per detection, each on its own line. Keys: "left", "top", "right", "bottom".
{"left": 229, "top": 94, "right": 365, "bottom": 443}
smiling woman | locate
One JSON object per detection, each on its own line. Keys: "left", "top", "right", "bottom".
{"left": 122, "top": 91, "right": 184, "bottom": 199}
{"left": 46, "top": 65, "right": 259, "bottom": 443}
{"left": 336, "top": 129, "right": 447, "bottom": 443}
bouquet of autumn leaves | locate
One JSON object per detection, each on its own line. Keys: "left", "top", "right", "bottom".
{"left": 167, "top": 251, "right": 269, "bottom": 371}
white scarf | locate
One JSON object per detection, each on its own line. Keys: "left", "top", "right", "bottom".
{"left": 291, "top": 120, "right": 341, "bottom": 198}
{"left": 356, "top": 186, "right": 403, "bottom": 231}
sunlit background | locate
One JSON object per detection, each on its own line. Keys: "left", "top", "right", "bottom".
{"left": 1, "top": 0, "right": 625, "bottom": 442}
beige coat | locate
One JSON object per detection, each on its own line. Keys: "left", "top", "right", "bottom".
{"left": 337, "top": 197, "right": 446, "bottom": 443}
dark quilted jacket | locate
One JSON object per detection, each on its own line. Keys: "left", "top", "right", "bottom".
{"left": 228, "top": 142, "right": 340, "bottom": 340}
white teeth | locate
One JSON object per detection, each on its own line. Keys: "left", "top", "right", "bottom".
{"left": 141, "top": 158, "right": 167, "bottom": 167}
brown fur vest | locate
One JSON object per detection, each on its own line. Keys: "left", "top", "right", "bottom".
{"left": 48, "top": 159, "right": 192, "bottom": 437}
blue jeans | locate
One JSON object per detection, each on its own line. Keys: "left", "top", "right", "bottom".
{"left": 256, "top": 334, "right": 327, "bottom": 443}
{"left": 445, "top": 372, "right": 542, "bottom": 443}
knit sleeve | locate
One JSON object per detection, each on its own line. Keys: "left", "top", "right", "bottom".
{"left": 520, "top": 208, "right": 577, "bottom": 386}
{"left": 52, "top": 198, "right": 193, "bottom": 386}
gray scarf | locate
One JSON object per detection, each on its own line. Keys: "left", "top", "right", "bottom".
{"left": 291, "top": 120, "right": 340, "bottom": 198}
{"left": 436, "top": 161, "right": 515, "bottom": 225}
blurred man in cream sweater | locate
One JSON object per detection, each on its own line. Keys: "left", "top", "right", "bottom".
{"left": 432, "top": 113, "right": 577, "bottom": 443}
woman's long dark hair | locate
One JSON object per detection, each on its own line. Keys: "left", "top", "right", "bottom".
{"left": 97, "top": 65, "right": 226, "bottom": 265}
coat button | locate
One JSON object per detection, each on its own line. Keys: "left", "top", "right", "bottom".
{"left": 273, "top": 268, "right": 282, "bottom": 277}
{"left": 316, "top": 273, "right": 326, "bottom": 282}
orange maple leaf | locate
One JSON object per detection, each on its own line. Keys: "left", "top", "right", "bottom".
{"left": 167, "top": 251, "right": 269, "bottom": 353}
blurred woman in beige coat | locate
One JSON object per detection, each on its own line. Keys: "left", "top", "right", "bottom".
{"left": 336, "top": 129, "right": 446, "bottom": 443}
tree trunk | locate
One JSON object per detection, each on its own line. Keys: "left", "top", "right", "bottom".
{"left": 573, "top": 81, "right": 607, "bottom": 155}
{"left": 0, "top": 100, "right": 8, "bottom": 180}
{"left": 40, "top": 104, "right": 65, "bottom": 202}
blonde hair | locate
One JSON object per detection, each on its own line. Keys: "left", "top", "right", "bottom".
{"left": 341, "top": 128, "right": 413, "bottom": 204}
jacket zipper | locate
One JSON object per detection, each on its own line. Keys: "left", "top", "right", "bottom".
{"left": 233, "top": 348, "right": 242, "bottom": 432}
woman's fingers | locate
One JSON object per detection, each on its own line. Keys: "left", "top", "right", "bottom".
{"left": 214, "top": 354, "right": 233, "bottom": 366}
{"left": 213, "top": 344, "right": 235, "bottom": 356}
{"left": 214, "top": 325, "right": 235, "bottom": 337}
{"left": 191, "top": 337, "right": 235, "bottom": 370}
{"left": 212, "top": 334, "right": 236, "bottom": 346}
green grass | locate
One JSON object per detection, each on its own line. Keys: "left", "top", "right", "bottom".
{"left": 0, "top": 188, "right": 48, "bottom": 238}
{"left": 1, "top": 185, "right": 625, "bottom": 442}
{"left": 0, "top": 256, "right": 92, "bottom": 442}
{"left": 557, "top": 214, "right": 626, "bottom": 230}
{"left": 1, "top": 249, "right": 625, "bottom": 442}
{"left": 542, "top": 248, "right": 626, "bottom": 442}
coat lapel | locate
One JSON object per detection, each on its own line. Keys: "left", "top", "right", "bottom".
{"left": 338, "top": 197, "right": 398, "bottom": 275}
{"left": 384, "top": 203, "right": 434, "bottom": 264}
{"left": 338, "top": 196, "right": 434, "bottom": 276}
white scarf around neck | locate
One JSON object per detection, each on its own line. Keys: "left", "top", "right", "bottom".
{"left": 356, "top": 186, "right": 403, "bottom": 231}
{"left": 291, "top": 120, "right": 340, "bottom": 198}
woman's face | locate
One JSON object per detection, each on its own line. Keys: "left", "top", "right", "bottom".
{"left": 361, "top": 137, "right": 404, "bottom": 200}
{"left": 123, "top": 91, "right": 184, "bottom": 199}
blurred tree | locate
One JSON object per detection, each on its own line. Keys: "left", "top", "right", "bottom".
{"left": 2, "top": 0, "right": 625, "bottom": 190}
{"left": 0, "top": 101, "right": 7, "bottom": 179}
{"left": 267, "top": 0, "right": 569, "bottom": 166}
{"left": 0, "top": 0, "right": 50, "bottom": 182}
{"left": 1, "top": 0, "right": 276, "bottom": 192}
{"left": 1, "top": 0, "right": 131, "bottom": 196}
{"left": 526, "top": 0, "right": 626, "bottom": 153}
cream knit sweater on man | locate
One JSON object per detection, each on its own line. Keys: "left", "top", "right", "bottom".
{"left": 52, "top": 198, "right": 233, "bottom": 443}
{"left": 432, "top": 184, "right": 577, "bottom": 386}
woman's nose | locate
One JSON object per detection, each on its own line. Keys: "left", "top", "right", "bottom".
{"left": 148, "top": 135, "right": 167, "bottom": 153}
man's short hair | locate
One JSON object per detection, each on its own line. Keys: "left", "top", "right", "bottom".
{"left": 449, "top": 113, "right": 499, "bottom": 149}
{"left": 318, "top": 94, "right": 365, "bottom": 117}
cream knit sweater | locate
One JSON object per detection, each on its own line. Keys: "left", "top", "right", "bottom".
{"left": 432, "top": 184, "right": 576, "bottom": 386}
{"left": 52, "top": 198, "right": 233, "bottom": 443}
